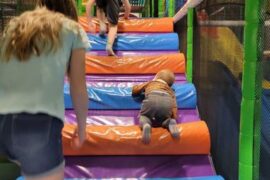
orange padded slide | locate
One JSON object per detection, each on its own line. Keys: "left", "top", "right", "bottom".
{"left": 63, "top": 121, "right": 210, "bottom": 156}
{"left": 79, "top": 17, "right": 174, "bottom": 33}
{"left": 85, "top": 53, "right": 185, "bottom": 74}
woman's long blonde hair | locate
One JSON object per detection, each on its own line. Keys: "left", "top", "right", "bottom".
{"left": 0, "top": 8, "right": 80, "bottom": 62}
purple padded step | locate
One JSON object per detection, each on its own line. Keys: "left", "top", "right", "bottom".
{"left": 85, "top": 74, "right": 186, "bottom": 83}
{"left": 64, "top": 155, "right": 214, "bottom": 178}
{"left": 64, "top": 109, "right": 200, "bottom": 125}
{"left": 87, "top": 51, "right": 179, "bottom": 56}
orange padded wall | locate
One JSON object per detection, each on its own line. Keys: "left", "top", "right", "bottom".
{"left": 63, "top": 121, "right": 210, "bottom": 155}
{"left": 85, "top": 53, "right": 185, "bottom": 74}
{"left": 79, "top": 17, "right": 174, "bottom": 33}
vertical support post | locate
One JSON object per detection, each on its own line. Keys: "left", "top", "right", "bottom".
{"left": 239, "top": 0, "right": 264, "bottom": 179}
{"left": 168, "top": 0, "right": 175, "bottom": 17}
{"left": 187, "top": 8, "right": 194, "bottom": 83}
{"left": 158, "top": 0, "right": 164, "bottom": 17}
{"left": 76, "top": 0, "right": 83, "bottom": 15}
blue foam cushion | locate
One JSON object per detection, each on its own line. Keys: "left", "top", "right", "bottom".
{"left": 64, "top": 83, "right": 197, "bottom": 110}
{"left": 88, "top": 33, "right": 179, "bottom": 51}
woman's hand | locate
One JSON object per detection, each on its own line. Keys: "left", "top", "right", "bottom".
{"left": 71, "top": 127, "right": 86, "bottom": 149}
{"left": 69, "top": 48, "right": 88, "bottom": 150}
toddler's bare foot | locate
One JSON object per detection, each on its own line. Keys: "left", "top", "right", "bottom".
{"left": 106, "top": 45, "right": 116, "bottom": 56}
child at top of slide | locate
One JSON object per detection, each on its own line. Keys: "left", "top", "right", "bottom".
{"left": 86, "top": 0, "right": 131, "bottom": 56}
{"left": 132, "top": 69, "right": 181, "bottom": 144}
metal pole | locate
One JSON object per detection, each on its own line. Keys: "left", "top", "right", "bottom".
{"left": 198, "top": 20, "right": 245, "bottom": 26}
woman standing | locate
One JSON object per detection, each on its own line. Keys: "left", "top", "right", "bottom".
{"left": 0, "top": 6, "right": 89, "bottom": 180}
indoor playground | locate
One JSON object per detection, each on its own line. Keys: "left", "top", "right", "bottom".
{"left": 0, "top": 0, "right": 269, "bottom": 180}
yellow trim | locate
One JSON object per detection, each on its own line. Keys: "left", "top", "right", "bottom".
{"left": 263, "top": 80, "right": 270, "bottom": 89}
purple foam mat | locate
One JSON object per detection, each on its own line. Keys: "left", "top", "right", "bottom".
{"left": 87, "top": 50, "right": 179, "bottom": 56}
{"left": 86, "top": 81, "right": 187, "bottom": 88}
{"left": 64, "top": 109, "right": 200, "bottom": 125}
{"left": 84, "top": 74, "right": 186, "bottom": 82}
{"left": 64, "top": 155, "right": 214, "bottom": 178}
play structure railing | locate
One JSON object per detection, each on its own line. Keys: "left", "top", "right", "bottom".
{"left": 184, "top": 0, "right": 266, "bottom": 179}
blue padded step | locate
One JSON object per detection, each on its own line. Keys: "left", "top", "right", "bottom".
{"left": 88, "top": 33, "right": 179, "bottom": 51}
{"left": 64, "top": 83, "right": 197, "bottom": 110}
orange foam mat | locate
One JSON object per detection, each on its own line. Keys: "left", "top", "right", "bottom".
{"left": 63, "top": 121, "right": 210, "bottom": 156}
{"left": 79, "top": 17, "right": 174, "bottom": 33}
{"left": 85, "top": 53, "right": 185, "bottom": 74}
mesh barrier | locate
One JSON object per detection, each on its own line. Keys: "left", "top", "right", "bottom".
{"left": 0, "top": 0, "right": 17, "bottom": 32}
{"left": 0, "top": 0, "right": 36, "bottom": 33}
{"left": 193, "top": 2, "right": 244, "bottom": 180}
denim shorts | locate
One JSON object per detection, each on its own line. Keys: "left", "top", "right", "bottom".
{"left": 96, "top": 0, "right": 121, "bottom": 25}
{"left": 0, "top": 113, "right": 64, "bottom": 176}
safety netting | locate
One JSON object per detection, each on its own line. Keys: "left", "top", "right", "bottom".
{"left": 193, "top": 1, "right": 244, "bottom": 179}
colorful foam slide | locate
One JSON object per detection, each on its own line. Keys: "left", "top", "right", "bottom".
{"left": 64, "top": 109, "right": 199, "bottom": 125}
{"left": 79, "top": 17, "right": 174, "bottom": 33}
{"left": 62, "top": 121, "right": 210, "bottom": 156}
{"left": 146, "top": 177, "right": 224, "bottom": 180}
{"left": 86, "top": 80, "right": 186, "bottom": 89}
{"left": 85, "top": 53, "right": 185, "bottom": 74}
{"left": 88, "top": 33, "right": 179, "bottom": 51}
{"left": 82, "top": 75, "right": 187, "bottom": 88}
{"left": 64, "top": 83, "right": 197, "bottom": 109}
{"left": 19, "top": 172, "right": 224, "bottom": 180}
{"left": 87, "top": 50, "right": 179, "bottom": 56}
{"left": 64, "top": 155, "right": 215, "bottom": 178}
{"left": 84, "top": 74, "right": 187, "bottom": 83}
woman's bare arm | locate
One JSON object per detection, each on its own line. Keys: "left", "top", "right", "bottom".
{"left": 69, "top": 48, "right": 88, "bottom": 146}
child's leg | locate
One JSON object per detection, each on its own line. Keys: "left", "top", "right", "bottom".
{"left": 139, "top": 115, "right": 152, "bottom": 144}
{"left": 97, "top": 8, "right": 107, "bottom": 36}
{"left": 105, "top": 0, "right": 120, "bottom": 56}
{"left": 106, "top": 24, "right": 118, "bottom": 56}
{"left": 167, "top": 119, "right": 180, "bottom": 139}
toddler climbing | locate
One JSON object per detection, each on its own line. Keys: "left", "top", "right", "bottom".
{"left": 132, "top": 69, "right": 181, "bottom": 144}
